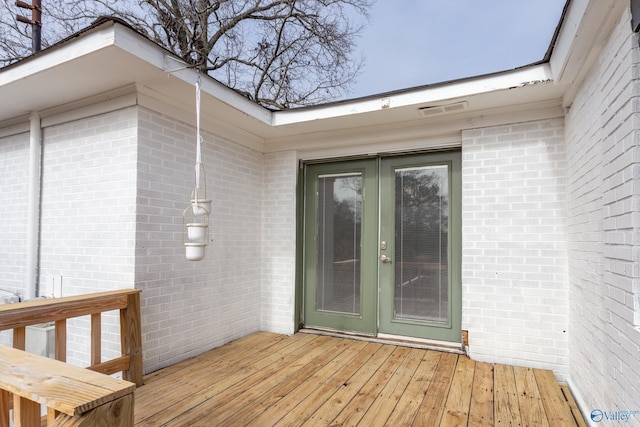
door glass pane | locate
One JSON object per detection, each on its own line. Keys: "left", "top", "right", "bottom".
{"left": 394, "top": 165, "right": 448, "bottom": 323}
{"left": 316, "top": 173, "right": 362, "bottom": 315}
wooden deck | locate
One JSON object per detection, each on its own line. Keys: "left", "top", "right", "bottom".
{"left": 134, "top": 332, "right": 586, "bottom": 426}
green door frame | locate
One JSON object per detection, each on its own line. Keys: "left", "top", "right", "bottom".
{"left": 298, "top": 150, "right": 461, "bottom": 343}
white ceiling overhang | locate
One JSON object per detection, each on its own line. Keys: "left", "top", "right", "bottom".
{"left": 1, "top": 1, "right": 616, "bottom": 152}
{"left": 550, "top": 0, "right": 627, "bottom": 107}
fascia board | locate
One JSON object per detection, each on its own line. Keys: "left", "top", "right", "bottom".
{"left": 549, "top": 0, "right": 589, "bottom": 82}
{"left": 550, "top": 0, "right": 625, "bottom": 92}
{"left": 271, "top": 64, "right": 553, "bottom": 127}
{"left": 267, "top": 101, "right": 564, "bottom": 156}
{"left": 0, "top": 26, "right": 116, "bottom": 88}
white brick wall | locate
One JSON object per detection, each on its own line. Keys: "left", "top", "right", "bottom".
{"left": 0, "top": 108, "right": 140, "bottom": 363}
{"left": 461, "top": 118, "right": 569, "bottom": 378}
{"left": 565, "top": 7, "right": 640, "bottom": 417}
{"left": 136, "top": 107, "right": 264, "bottom": 373}
{"left": 0, "top": 104, "right": 271, "bottom": 374}
{"left": 0, "top": 132, "right": 30, "bottom": 347}
{"left": 38, "top": 108, "right": 139, "bottom": 366}
{"left": 0, "top": 132, "right": 29, "bottom": 295}
{"left": 261, "top": 151, "right": 298, "bottom": 335}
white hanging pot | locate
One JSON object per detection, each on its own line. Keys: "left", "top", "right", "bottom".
{"left": 186, "top": 223, "right": 208, "bottom": 243}
{"left": 191, "top": 199, "right": 211, "bottom": 216}
{"left": 184, "top": 242, "right": 206, "bottom": 261}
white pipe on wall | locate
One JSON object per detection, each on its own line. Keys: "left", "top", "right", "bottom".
{"left": 26, "top": 112, "right": 41, "bottom": 299}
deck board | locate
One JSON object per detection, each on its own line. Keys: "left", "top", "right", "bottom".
{"left": 493, "top": 364, "right": 522, "bottom": 426}
{"left": 251, "top": 339, "right": 369, "bottom": 425}
{"left": 413, "top": 351, "right": 458, "bottom": 427}
{"left": 300, "top": 344, "right": 395, "bottom": 426}
{"left": 273, "top": 341, "right": 378, "bottom": 426}
{"left": 134, "top": 332, "right": 585, "bottom": 426}
{"left": 384, "top": 350, "right": 441, "bottom": 426}
{"left": 357, "top": 347, "right": 424, "bottom": 426}
{"left": 514, "top": 366, "right": 549, "bottom": 427}
{"left": 536, "top": 369, "right": 580, "bottom": 426}
{"left": 330, "top": 346, "right": 412, "bottom": 427}
{"left": 135, "top": 333, "right": 315, "bottom": 426}
{"left": 467, "top": 361, "right": 494, "bottom": 426}
{"left": 440, "top": 356, "right": 475, "bottom": 426}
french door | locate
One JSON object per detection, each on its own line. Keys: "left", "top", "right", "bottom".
{"left": 302, "top": 151, "right": 461, "bottom": 343}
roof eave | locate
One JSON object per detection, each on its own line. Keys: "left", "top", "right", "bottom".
{"left": 5, "top": 2, "right": 611, "bottom": 143}
{"left": 273, "top": 63, "right": 555, "bottom": 128}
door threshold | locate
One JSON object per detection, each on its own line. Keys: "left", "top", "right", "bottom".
{"left": 299, "top": 328, "right": 465, "bottom": 355}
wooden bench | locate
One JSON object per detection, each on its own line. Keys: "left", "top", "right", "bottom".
{"left": 0, "top": 290, "right": 143, "bottom": 426}
{"left": 0, "top": 345, "right": 135, "bottom": 427}
{"left": 0, "top": 290, "right": 143, "bottom": 386}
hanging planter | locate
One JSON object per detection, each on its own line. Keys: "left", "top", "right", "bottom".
{"left": 184, "top": 242, "right": 206, "bottom": 261}
{"left": 184, "top": 207, "right": 208, "bottom": 242}
{"left": 183, "top": 164, "right": 210, "bottom": 260}
{"left": 182, "top": 73, "right": 211, "bottom": 261}
{"left": 186, "top": 223, "right": 208, "bottom": 242}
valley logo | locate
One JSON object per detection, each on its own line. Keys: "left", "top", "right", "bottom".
{"left": 591, "top": 409, "right": 640, "bottom": 423}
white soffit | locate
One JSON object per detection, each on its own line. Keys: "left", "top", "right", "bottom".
{"left": 262, "top": 64, "right": 564, "bottom": 154}
{"left": 113, "top": 25, "right": 271, "bottom": 126}
{"left": 274, "top": 64, "right": 554, "bottom": 127}
{"left": 271, "top": 64, "right": 559, "bottom": 135}
{"left": 0, "top": 20, "right": 274, "bottom": 138}
{"left": 1, "top": 18, "right": 565, "bottom": 145}
{"left": 550, "top": 0, "right": 626, "bottom": 106}
{"left": 0, "top": 26, "right": 120, "bottom": 121}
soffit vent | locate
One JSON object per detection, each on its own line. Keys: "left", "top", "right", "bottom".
{"left": 418, "top": 101, "right": 468, "bottom": 117}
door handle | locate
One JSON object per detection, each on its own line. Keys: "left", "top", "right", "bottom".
{"left": 379, "top": 254, "right": 392, "bottom": 263}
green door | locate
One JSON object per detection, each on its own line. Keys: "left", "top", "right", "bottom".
{"left": 378, "top": 152, "right": 461, "bottom": 342}
{"left": 303, "top": 159, "right": 379, "bottom": 335}
{"left": 302, "top": 151, "right": 461, "bottom": 343}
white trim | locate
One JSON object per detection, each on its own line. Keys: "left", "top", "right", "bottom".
{"left": 0, "top": 25, "right": 116, "bottom": 87}
{"left": 136, "top": 86, "right": 266, "bottom": 152}
{"left": 276, "top": 102, "right": 564, "bottom": 159}
{"left": 40, "top": 87, "right": 138, "bottom": 128}
{"left": 550, "top": 0, "right": 626, "bottom": 107}
{"left": 295, "top": 134, "right": 461, "bottom": 161}
{"left": 566, "top": 377, "right": 595, "bottom": 427}
{"left": 273, "top": 64, "right": 554, "bottom": 126}
{"left": 0, "top": 118, "right": 30, "bottom": 138}
{"left": 376, "top": 333, "right": 465, "bottom": 352}
{"left": 299, "top": 328, "right": 465, "bottom": 354}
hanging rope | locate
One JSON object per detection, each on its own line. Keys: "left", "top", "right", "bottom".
{"left": 195, "top": 72, "right": 203, "bottom": 192}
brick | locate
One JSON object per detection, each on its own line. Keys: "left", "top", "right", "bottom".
{"left": 462, "top": 117, "right": 568, "bottom": 373}
{"left": 565, "top": 7, "right": 640, "bottom": 415}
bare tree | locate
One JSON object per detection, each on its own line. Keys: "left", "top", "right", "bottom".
{"left": 0, "top": 0, "right": 372, "bottom": 109}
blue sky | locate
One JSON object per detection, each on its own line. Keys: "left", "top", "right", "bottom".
{"left": 348, "top": 0, "right": 567, "bottom": 98}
